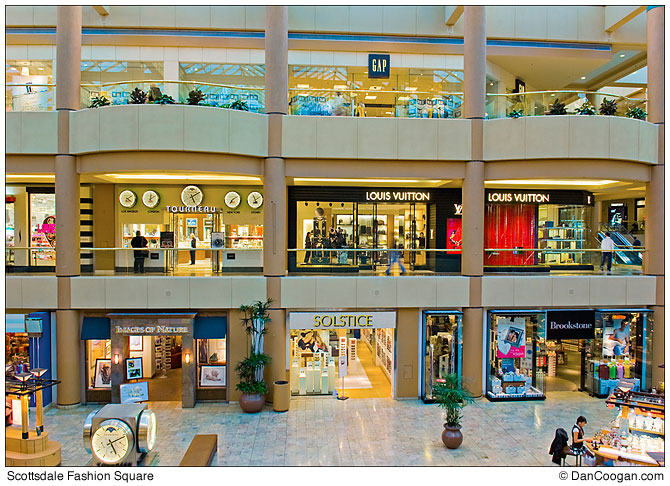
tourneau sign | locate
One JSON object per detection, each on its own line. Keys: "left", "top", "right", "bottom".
{"left": 546, "top": 310, "right": 596, "bottom": 340}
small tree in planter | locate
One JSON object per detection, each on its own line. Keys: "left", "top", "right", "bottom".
{"left": 235, "top": 299, "right": 272, "bottom": 413}
{"left": 230, "top": 99, "right": 249, "bottom": 111}
{"left": 548, "top": 98, "right": 567, "bottom": 115}
{"left": 129, "top": 87, "right": 147, "bottom": 104}
{"left": 154, "top": 94, "right": 176, "bottom": 105}
{"left": 434, "top": 374, "right": 474, "bottom": 449}
{"left": 89, "top": 95, "right": 110, "bottom": 108}
{"left": 599, "top": 98, "right": 617, "bottom": 116}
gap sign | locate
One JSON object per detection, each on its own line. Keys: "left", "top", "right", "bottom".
{"left": 368, "top": 54, "right": 390, "bottom": 78}
{"left": 546, "top": 310, "right": 596, "bottom": 340}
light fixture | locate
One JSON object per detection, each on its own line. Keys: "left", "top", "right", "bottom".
{"left": 369, "top": 86, "right": 383, "bottom": 91}
{"left": 295, "top": 178, "right": 443, "bottom": 184}
{"left": 14, "top": 372, "right": 32, "bottom": 383}
{"left": 619, "top": 53, "right": 626, "bottom": 58}
{"left": 365, "top": 95, "right": 377, "bottom": 100}
{"left": 333, "top": 84, "right": 348, "bottom": 90}
{"left": 485, "top": 179, "right": 618, "bottom": 187}
{"left": 406, "top": 87, "right": 418, "bottom": 92}
{"left": 551, "top": 93, "right": 555, "bottom": 96}
{"left": 296, "top": 84, "right": 310, "bottom": 89}
{"left": 184, "top": 352, "right": 191, "bottom": 364}
{"left": 490, "top": 82, "right": 494, "bottom": 86}
{"left": 21, "top": 67, "right": 29, "bottom": 76}
{"left": 113, "top": 354, "right": 120, "bottom": 365}
{"left": 6, "top": 174, "right": 55, "bottom": 180}
{"left": 104, "top": 173, "right": 261, "bottom": 182}
{"left": 581, "top": 76, "right": 586, "bottom": 80}
{"left": 398, "top": 96, "right": 410, "bottom": 101}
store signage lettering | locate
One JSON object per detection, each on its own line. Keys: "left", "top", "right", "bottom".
{"left": 36, "top": 223, "right": 55, "bottom": 234}
{"left": 166, "top": 205, "right": 217, "bottom": 213}
{"left": 290, "top": 312, "right": 395, "bottom": 330}
{"left": 368, "top": 54, "right": 390, "bottom": 79}
{"left": 114, "top": 325, "right": 189, "bottom": 335}
{"left": 454, "top": 204, "right": 463, "bottom": 215}
{"left": 365, "top": 191, "right": 430, "bottom": 202}
{"left": 487, "top": 192, "right": 550, "bottom": 203}
{"left": 546, "top": 310, "right": 595, "bottom": 340}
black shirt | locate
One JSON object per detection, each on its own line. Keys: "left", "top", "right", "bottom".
{"left": 571, "top": 424, "right": 584, "bottom": 450}
{"left": 130, "top": 235, "right": 148, "bottom": 258}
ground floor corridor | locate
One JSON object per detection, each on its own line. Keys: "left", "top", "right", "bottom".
{"left": 35, "top": 391, "right": 612, "bottom": 466}
{"left": 340, "top": 338, "right": 391, "bottom": 399}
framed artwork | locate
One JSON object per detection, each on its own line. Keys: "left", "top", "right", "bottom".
{"left": 126, "top": 357, "right": 143, "bottom": 380}
{"left": 129, "top": 335, "right": 143, "bottom": 352}
{"left": 200, "top": 365, "right": 226, "bottom": 387}
{"left": 94, "top": 358, "right": 112, "bottom": 388}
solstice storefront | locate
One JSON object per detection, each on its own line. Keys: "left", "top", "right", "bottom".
{"left": 287, "top": 311, "right": 396, "bottom": 398}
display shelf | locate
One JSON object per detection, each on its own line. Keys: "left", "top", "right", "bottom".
{"left": 375, "top": 328, "right": 393, "bottom": 381}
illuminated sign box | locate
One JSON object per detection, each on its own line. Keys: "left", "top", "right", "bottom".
{"left": 368, "top": 54, "right": 390, "bottom": 79}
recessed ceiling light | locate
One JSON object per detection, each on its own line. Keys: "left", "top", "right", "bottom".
{"left": 489, "top": 82, "right": 494, "bottom": 86}
{"left": 333, "top": 84, "right": 348, "bottom": 90}
{"left": 551, "top": 93, "right": 555, "bottom": 96}
{"left": 619, "top": 54, "right": 626, "bottom": 58}
{"left": 406, "top": 87, "right": 418, "bottom": 92}
{"left": 365, "top": 95, "right": 377, "bottom": 100}
{"left": 581, "top": 76, "right": 586, "bottom": 80}
{"left": 294, "top": 178, "right": 443, "bottom": 184}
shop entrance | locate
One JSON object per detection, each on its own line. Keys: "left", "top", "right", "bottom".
{"left": 544, "top": 339, "right": 589, "bottom": 393}
{"left": 127, "top": 335, "right": 183, "bottom": 401}
{"left": 288, "top": 311, "right": 396, "bottom": 399}
{"left": 169, "top": 212, "right": 220, "bottom": 272}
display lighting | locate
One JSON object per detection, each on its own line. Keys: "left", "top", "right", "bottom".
{"left": 113, "top": 354, "right": 120, "bottom": 365}
{"left": 296, "top": 84, "right": 310, "bottom": 89}
{"left": 14, "top": 372, "right": 32, "bottom": 383}
{"left": 21, "top": 67, "right": 29, "bottom": 76}
{"left": 6, "top": 174, "right": 55, "bottom": 180}
{"left": 581, "top": 76, "right": 586, "bottom": 80}
{"left": 619, "top": 54, "right": 626, "bottom": 58}
{"left": 406, "top": 87, "right": 418, "bottom": 91}
{"left": 485, "top": 179, "right": 618, "bottom": 187}
{"left": 185, "top": 352, "right": 191, "bottom": 364}
{"left": 333, "top": 85, "right": 348, "bottom": 90}
{"left": 295, "top": 178, "right": 444, "bottom": 184}
{"left": 103, "top": 174, "right": 261, "bottom": 182}
{"left": 364, "top": 95, "right": 377, "bottom": 100}
{"left": 398, "top": 96, "right": 410, "bottom": 101}
{"left": 29, "top": 368, "right": 48, "bottom": 378}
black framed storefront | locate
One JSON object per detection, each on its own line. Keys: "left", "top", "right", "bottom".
{"left": 288, "top": 186, "right": 462, "bottom": 273}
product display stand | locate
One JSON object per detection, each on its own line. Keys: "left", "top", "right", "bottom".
{"left": 337, "top": 375, "right": 349, "bottom": 400}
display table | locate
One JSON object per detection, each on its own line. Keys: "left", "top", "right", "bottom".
{"left": 585, "top": 442, "right": 660, "bottom": 466}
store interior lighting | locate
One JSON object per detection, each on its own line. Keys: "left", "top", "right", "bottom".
{"left": 103, "top": 173, "right": 261, "bottom": 182}
{"left": 294, "top": 178, "right": 444, "bottom": 184}
{"left": 486, "top": 179, "right": 618, "bottom": 186}
{"left": 6, "top": 174, "right": 55, "bottom": 181}
{"left": 364, "top": 95, "right": 377, "bottom": 100}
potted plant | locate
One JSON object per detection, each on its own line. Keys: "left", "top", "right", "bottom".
{"left": 89, "top": 95, "right": 110, "bottom": 108}
{"left": 625, "top": 106, "right": 647, "bottom": 120}
{"left": 129, "top": 87, "right": 146, "bottom": 104}
{"left": 235, "top": 299, "right": 272, "bottom": 413}
{"left": 575, "top": 101, "right": 596, "bottom": 115}
{"left": 187, "top": 89, "right": 205, "bottom": 106}
{"left": 599, "top": 98, "right": 617, "bottom": 116}
{"left": 434, "top": 374, "right": 474, "bottom": 449}
{"left": 507, "top": 108, "right": 523, "bottom": 118}
{"left": 154, "top": 94, "right": 176, "bottom": 105}
{"left": 230, "top": 99, "right": 249, "bottom": 111}
{"left": 548, "top": 98, "right": 567, "bottom": 115}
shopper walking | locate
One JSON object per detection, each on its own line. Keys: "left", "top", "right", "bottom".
{"left": 600, "top": 232, "right": 615, "bottom": 273}
{"left": 190, "top": 233, "right": 197, "bottom": 265}
{"left": 385, "top": 243, "right": 406, "bottom": 276}
{"left": 130, "top": 230, "right": 148, "bottom": 274}
{"left": 304, "top": 231, "right": 312, "bottom": 264}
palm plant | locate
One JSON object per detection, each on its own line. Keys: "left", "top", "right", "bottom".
{"left": 89, "top": 95, "right": 110, "bottom": 108}
{"left": 434, "top": 374, "right": 474, "bottom": 427}
{"left": 154, "top": 94, "right": 176, "bottom": 105}
{"left": 507, "top": 109, "right": 524, "bottom": 118}
{"left": 548, "top": 98, "right": 567, "bottom": 115}
{"left": 230, "top": 99, "right": 249, "bottom": 111}
{"left": 625, "top": 106, "right": 647, "bottom": 120}
{"left": 235, "top": 299, "right": 273, "bottom": 395}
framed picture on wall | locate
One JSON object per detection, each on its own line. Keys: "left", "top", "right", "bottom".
{"left": 94, "top": 358, "right": 112, "bottom": 388}
{"left": 129, "top": 336, "right": 143, "bottom": 352}
{"left": 126, "top": 357, "right": 143, "bottom": 380}
{"left": 200, "top": 365, "right": 226, "bottom": 387}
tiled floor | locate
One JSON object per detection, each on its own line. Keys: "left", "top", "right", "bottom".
{"left": 32, "top": 390, "right": 614, "bottom": 466}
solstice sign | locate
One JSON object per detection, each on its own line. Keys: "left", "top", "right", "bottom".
{"left": 290, "top": 312, "right": 396, "bottom": 330}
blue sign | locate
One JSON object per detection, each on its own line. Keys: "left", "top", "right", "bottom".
{"left": 368, "top": 54, "right": 390, "bottom": 79}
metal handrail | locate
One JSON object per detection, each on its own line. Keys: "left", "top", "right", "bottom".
{"left": 484, "top": 247, "right": 644, "bottom": 252}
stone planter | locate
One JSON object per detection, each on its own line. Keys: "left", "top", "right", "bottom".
{"left": 239, "top": 393, "right": 265, "bottom": 413}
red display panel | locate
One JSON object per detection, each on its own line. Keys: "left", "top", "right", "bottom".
{"left": 446, "top": 218, "right": 462, "bottom": 254}
{"left": 484, "top": 204, "right": 536, "bottom": 266}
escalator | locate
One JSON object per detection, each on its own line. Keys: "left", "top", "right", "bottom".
{"left": 596, "top": 231, "right": 643, "bottom": 266}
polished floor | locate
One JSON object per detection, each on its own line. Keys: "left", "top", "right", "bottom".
{"left": 34, "top": 390, "right": 613, "bottom": 466}
{"left": 341, "top": 339, "right": 392, "bottom": 399}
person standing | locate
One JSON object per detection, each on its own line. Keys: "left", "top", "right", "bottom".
{"left": 130, "top": 230, "right": 148, "bottom": 274}
{"left": 304, "top": 231, "right": 312, "bottom": 264}
{"left": 190, "top": 233, "right": 197, "bottom": 265}
{"left": 600, "top": 232, "right": 615, "bottom": 273}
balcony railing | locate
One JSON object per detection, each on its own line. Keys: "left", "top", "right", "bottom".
{"left": 5, "top": 246, "right": 644, "bottom": 276}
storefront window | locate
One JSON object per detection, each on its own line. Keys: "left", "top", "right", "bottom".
{"left": 6, "top": 60, "right": 54, "bottom": 111}
{"left": 6, "top": 333, "right": 30, "bottom": 369}
{"left": 179, "top": 63, "right": 265, "bottom": 112}
{"left": 29, "top": 193, "right": 55, "bottom": 266}
{"left": 196, "top": 338, "right": 227, "bottom": 389}
{"left": 288, "top": 65, "right": 463, "bottom": 118}
{"left": 588, "top": 310, "right": 653, "bottom": 397}
{"left": 86, "top": 339, "right": 111, "bottom": 390}
{"left": 6, "top": 199, "right": 15, "bottom": 266}
{"left": 80, "top": 61, "right": 164, "bottom": 107}
{"left": 487, "top": 311, "right": 546, "bottom": 401}
{"left": 421, "top": 312, "right": 462, "bottom": 402}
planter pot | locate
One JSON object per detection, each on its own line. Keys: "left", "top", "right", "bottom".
{"left": 441, "top": 424, "right": 463, "bottom": 449}
{"left": 239, "top": 393, "right": 265, "bottom": 413}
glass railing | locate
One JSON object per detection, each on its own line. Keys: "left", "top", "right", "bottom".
{"left": 6, "top": 84, "right": 56, "bottom": 112}
{"left": 485, "top": 90, "right": 648, "bottom": 120}
{"left": 5, "top": 247, "right": 644, "bottom": 276}
{"left": 80, "top": 80, "right": 265, "bottom": 113}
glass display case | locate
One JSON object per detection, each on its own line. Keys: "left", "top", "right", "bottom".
{"left": 122, "top": 223, "right": 162, "bottom": 248}
{"left": 421, "top": 312, "right": 462, "bottom": 402}
{"left": 538, "top": 205, "right": 590, "bottom": 266}
{"left": 487, "top": 311, "right": 547, "bottom": 401}
{"left": 225, "top": 224, "right": 263, "bottom": 249}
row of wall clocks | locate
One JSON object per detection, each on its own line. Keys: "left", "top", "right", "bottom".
{"left": 118, "top": 185, "right": 264, "bottom": 210}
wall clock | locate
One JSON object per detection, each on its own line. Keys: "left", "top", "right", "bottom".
{"left": 181, "top": 185, "right": 203, "bottom": 207}
{"left": 142, "top": 190, "right": 160, "bottom": 209}
{"left": 247, "top": 191, "right": 263, "bottom": 209}
{"left": 119, "top": 190, "right": 137, "bottom": 208}
{"left": 224, "top": 191, "right": 241, "bottom": 209}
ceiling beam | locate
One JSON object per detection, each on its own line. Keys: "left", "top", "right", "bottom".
{"left": 92, "top": 6, "right": 110, "bottom": 17}
{"left": 605, "top": 6, "right": 646, "bottom": 33}
{"left": 445, "top": 6, "right": 464, "bottom": 27}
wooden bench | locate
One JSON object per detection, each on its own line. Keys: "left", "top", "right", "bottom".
{"left": 179, "top": 434, "right": 218, "bottom": 467}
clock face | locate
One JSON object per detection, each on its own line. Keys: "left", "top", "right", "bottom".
{"left": 224, "top": 191, "right": 241, "bottom": 209}
{"left": 247, "top": 191, "right": 263, "bottom": 209}
{"left": 91, "top": 419, "right": 134, "bottom": 464}
{"left": 138, "top": 410, "right": 157, "bottom": 453}
{"left": 142, "top": 190, "right": 160, "bottom": 209}
{"left": 119, "top": 190, "right": 137, "bottom": 208}
{"left": 181, "top": 185, "right": 203, "bottom": 207}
